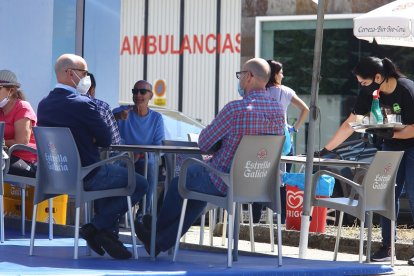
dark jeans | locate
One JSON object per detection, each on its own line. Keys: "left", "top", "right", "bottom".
{"left": 380, "top": 145, "right": 414, "bottom": 247}
{"left": 156, "top": 164, "right": 224, "bottom": 251}
{"left": 84, "top": 163, "right": 148, "bottom": 233}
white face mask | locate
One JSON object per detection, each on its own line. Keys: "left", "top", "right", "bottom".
{"left": 0, "top": 96, "right": 9, "bottom": 108}
{"left": 76, "top": 75, "right": 92, "bottom": 95}
{"left": 72, "top": 71, "right": 92, "bottom": 95}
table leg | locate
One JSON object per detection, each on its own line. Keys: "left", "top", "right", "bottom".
{"left": 150, "top": 151, "right": 160, "bottom": 260}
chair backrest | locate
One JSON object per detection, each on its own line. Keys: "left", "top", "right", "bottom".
{"left": 162, "top": 140, "right": 201, "bottom": 182}
{"left": 33, "top": 127, "right": 82, "bottom": 204}
{"left": 361, "top": 150, "right": 404, "bottom": 220}
{"left": 230, "top": 135, "right": 285, "bottom": 211}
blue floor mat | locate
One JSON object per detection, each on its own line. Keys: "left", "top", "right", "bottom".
{"left": 0, "top": 229, "right": 393, "bottom": 276}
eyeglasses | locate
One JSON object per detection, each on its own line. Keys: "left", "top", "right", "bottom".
{"left": 68, "top": 68, "right": 89, "bottom": 77}
{"left": 132, "top": 88, "right": 151, "bottom": 95}
{"left": 236, "top": 71, "right": 249, "bottom": 79}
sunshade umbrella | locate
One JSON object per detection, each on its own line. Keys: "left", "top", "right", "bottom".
{"left": 353, "top": 0, "right": 414, "bottom": 47}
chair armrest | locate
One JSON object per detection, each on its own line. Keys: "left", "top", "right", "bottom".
{"left": 81, "top": 153, "right": 134, "bottom": 179}
{"left": 312, "top": 169, "right": 363, "bottom": 197}
{"left": 179, "top": 157, "right": 230, "bottom": 187}
{"left": 4, "top": 144, "right": 37, "bottom": 174}
{"left": 177, "top": 157, "right": 229, "bottom": 209}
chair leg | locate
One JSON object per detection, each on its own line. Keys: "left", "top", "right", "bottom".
{"left": 127, "top": 196, "right": 138, "bottom": 259}
{"left": 208, "top": 210, "right": 214, "bottom": 246}
{"left": 268, "top": 208, "right": 275, "bottom": 252}
{"left": 221, "top": 210, "right": 227, "bottom": 246}
{"left": 29, "top": 204, "right": 38, "bottom": 255}
{"left": 233, "top": 204, "right": 241, "bottom": 262}
{"left": 0, "top": 195, "right": 4, "bottom": 243}
{"left": 173, "top": 199, "right": 188, "bottom": 262}
{"left": 333, "top": 211, "right": 344, "bottom": 261}
{"left": 248, "top": 204, "right": 255, "bottom": 252}
{"left": 84, "top": 202, "right": 91, "bottom": 256}
{"left": 199, "top": 213, "right": 205, "bottom": 245}
{"left": 48, "top": 198, "right": 53, "bottom": 240}
{"left": 358, "top": 219, "right": 364, "bottom": 263}
{"left": 74, "top": 206, "right": 80, "bottom": 259}
{"left": 21, "top": 188, "right": 25, "bottom": 236}
{"left": 276, "top": 212, "right": 282, "bottom": 267}
{"left": 366, "top": 211, "right": 373, "bottom": 263}
{"left": 391, "top": 219, "right": 395, "bottom": 267}
{"left": 227, "top": 203, "right": 235, "bottom": 268}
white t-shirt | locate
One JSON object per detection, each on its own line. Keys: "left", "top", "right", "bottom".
{"left": 266, "top": 85, "right": 296, "bottom": 121}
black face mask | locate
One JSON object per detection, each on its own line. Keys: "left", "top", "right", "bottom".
{"left": 366, "top": 78, "right": 385, "bottom": 92}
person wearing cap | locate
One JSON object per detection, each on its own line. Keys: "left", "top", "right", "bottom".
{"left": 85, "top": 73, "right": 122, "bottom": 145}
{"left": 37, "top": 53, "right": 148, "bottom": 260}
{"left": 0, "top": 69, "right": 37, "bottom": 177}
{"left": 117, "top": 80, "right": 165, "bottom": 224}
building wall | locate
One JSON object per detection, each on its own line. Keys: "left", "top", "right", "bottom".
{"left": 119, "top": 0, "right": 241, "bottom": 125}
{"left": 241, "top": 0, "right": 392, "bottom": 63}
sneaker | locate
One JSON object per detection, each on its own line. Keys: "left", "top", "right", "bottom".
{"left": 408, "top": 255, "right": 414, "bottom": 266}
{"left": 371, "top": 245, "right": 391, "bottom": 262}
{"left": 95, "top": 230, "right": 132, "bottom": 259}
{"left": 79, "top": 223, "right": 105, "bottom": 256}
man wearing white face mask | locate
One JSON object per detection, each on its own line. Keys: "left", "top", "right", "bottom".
{"left": 37, "top": 53, "right": 149, "bottom": 260}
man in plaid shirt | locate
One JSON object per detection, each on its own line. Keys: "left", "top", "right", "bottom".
{"left": 87, "top": 73, "right": 122, "bottom": 145}
{"left": 135, "top": 58, "right": 285, "bottom": 255}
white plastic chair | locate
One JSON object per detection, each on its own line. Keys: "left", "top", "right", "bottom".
{"left": 173, "top": 135, "right": 285, "bottom": 267}
{"left": 0, "top": 122, "right": 54, "bottom": 242}
{"left": 29, "top": 127, "right": 138, "bottom": 259}
{"left": 311, "top": 150, "right": 404, "bottom": 266}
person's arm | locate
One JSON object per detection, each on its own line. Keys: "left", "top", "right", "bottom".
{"left": 324, "top": 113, "right": 356, "bottom": 151}
{"left": 6, "top": 118, "right": 32, "bottom": 147}
{"left": 290, "top": 94, "right": 309, "bottom": 132}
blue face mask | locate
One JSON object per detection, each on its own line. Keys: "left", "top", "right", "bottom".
{"left": 237, "top": 80, "right": 245, "bottom": 97}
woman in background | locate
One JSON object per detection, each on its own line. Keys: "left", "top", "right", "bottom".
{"left": 252, "top": 60, "right": 309, "bottom": 224}
{"left": 0, "top": 70, "right": 37, "bottom": 177}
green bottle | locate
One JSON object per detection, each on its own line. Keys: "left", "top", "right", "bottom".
{"left": 370, "top": 90, "right": 383, "bottom": 125}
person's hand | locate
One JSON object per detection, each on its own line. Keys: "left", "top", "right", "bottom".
{"left": 314, "top": 147, "right": 335, "bottom": 158}
{"left": 287, "top": 125, "right": 297, "bottom": 133}
{"left": 366, "top": 128, "right": 394, "bottom": 139}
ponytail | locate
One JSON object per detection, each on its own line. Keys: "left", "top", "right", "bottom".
{"left": 381, "top": 57, "right": 404, "bottom": 80}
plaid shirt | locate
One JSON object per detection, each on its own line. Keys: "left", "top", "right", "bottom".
{"left": 91, "top": 98, "right": 122, "bottom": 145}
{"left": 198, "top": 90, "right": 285, "bottom": 194}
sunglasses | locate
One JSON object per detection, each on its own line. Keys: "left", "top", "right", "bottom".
{"left": 132, "top": 88, "right": 151, "bottom": 95}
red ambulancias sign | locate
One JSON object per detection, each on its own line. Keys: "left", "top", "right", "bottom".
{"left": 120, "top": 33, "right": 241, "bottom": 55}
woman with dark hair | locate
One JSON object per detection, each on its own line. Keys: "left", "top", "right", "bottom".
{"left": 252, "top": 60, "right": 309, "bottom": 224}
{"left": 319, "top": 56, "right": 414, "bottom": 265}
{"left": 0, "top": 70, "right": 37, "bottom": 177}
{"left": 266, "top": 60, "right": 309, "bottom": 138}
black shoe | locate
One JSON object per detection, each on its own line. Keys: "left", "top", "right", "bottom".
{"left": 134, "top": 220, "right": 151, "bottom": 245}
{"left": 408, "top": 255, "right": 414, "bottom": 266}
{"left": 371, "top": 245, "right": 392, "bottom": 262}
{"left": 79, "top": 223, "right": 105, "bottom": 256}
{"left": 134, "top": 220, "right": 160, "bottom": 257}
{"left": 95, "top": 230, "right": 132, "bottom": 259}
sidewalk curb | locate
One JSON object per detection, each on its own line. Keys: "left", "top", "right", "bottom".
{"left": 214, "top": 223, "right": 414, "bottom": 261}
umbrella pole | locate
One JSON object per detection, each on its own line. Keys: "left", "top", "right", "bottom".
{"left": 299, "top": 0, "right": 325, "bottom": 259}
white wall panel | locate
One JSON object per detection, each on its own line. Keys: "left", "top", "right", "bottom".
{"left": 119, "top": 0, "right": 145, "bottom": 104}
{"left": 219, "top": 0, "right": 241, "bottom": 110}
{"left": 182, "top": 0, "right": 217, "bottom": 124}
{"left": 147, "top": 0, "right": 180, "bottom": 110}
